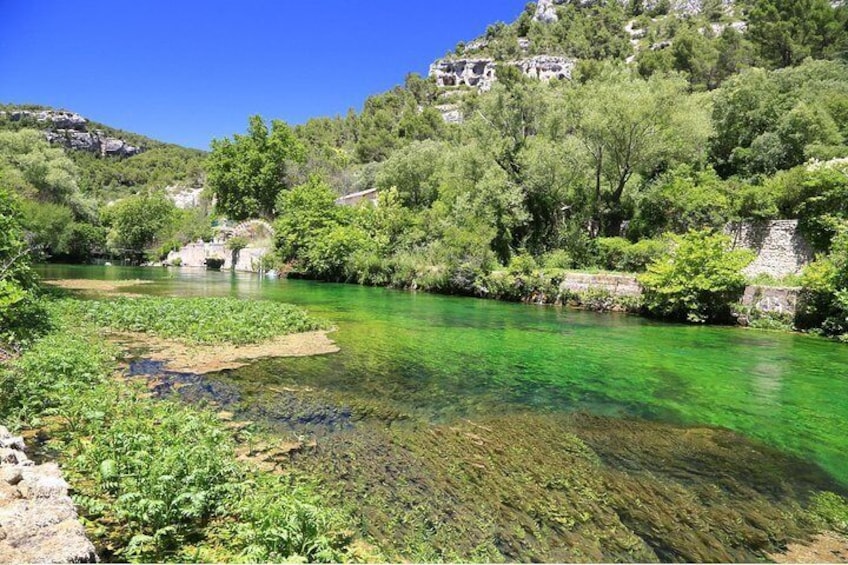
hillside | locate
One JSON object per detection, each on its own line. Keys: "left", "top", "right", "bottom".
{"left": 0, "top": 104, "right": 206, "bottom": 201}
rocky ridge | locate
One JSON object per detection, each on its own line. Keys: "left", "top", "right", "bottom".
{"left": 0, "top": 425, "right": 97, "bottom": 564}
{"left": 0, "top": 109, "right": 142, "bottom": 157}
{"left": 533, "top": 0, "right": 735, "bottom": 22}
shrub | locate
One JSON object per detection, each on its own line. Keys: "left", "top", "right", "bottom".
{"left": 596, "top": 238, "right": 632, "bottom": 271}
{"left": 507, "top": 253, "right": 538, "bottom": 276}
{"left": 797, "top": 230, "right": 848, "bottom": 340}
{"left": 596, "top": 237, "right": 668, "bottom": 272}
{"left": 540, "top": 249, "right": 573, "bottom": 270}
{"left": 639, "top": 230, "right": 754, "bottom": 323}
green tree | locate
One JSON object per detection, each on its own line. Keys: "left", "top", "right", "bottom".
{"left": 207, "top": 115, "right": 305, "bottom": 220}
{"left": 103, "top": 192, "right": 177, "bottom": 260}
{"left": 0, "top": 183, "right": 44, "bottom": 347}
{"left": 639, "top": 230, "right": 754, "bottom": 323}
{"left": 555, "top": 70, "right": 711, "bottom": 235}
{"left": 748, "top": 0, "right": 847, "bottom": 68}
{"left": 374, "top": 140, "right": 445, "bottom": 208}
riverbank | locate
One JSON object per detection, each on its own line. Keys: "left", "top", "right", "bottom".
{"left": 0, "top": 426, "right": 97, "bottom": 564}
{"left": 0, "top": 293, "right": 354, "bottom": 562}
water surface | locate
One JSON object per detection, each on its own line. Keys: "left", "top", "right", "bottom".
{"left": 39, "top": 264, "right": 848, "bottom": 486}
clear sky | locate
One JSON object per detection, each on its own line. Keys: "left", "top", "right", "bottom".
{"left": 0, "top": 1, "right": 527, "bottom": 150}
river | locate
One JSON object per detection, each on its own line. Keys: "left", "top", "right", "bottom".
{"left": 39, "top": 264, "right": 848, "bottom": 561}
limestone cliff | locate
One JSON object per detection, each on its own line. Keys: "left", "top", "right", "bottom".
{"left": 0, "top": 109, "right": 143, "bottom": 157}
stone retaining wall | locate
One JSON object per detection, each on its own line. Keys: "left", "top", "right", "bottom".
{"left": 557, "top": 273, "right": 801, "bottom": 318}
{"left": 560, "top": 273, "right": 642, "bottom": 297}
{"left": 726, "top": 220, "right": 814, "bottom": 278}
{"left": 0, "top": 426, "right": 97, "bottom": 563}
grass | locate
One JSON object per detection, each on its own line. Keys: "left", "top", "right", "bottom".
{"left": 52, "top": 296, "right": 328, "bottom": 345}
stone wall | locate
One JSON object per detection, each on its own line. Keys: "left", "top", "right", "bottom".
{"left": 554, "top": 272, "right": 801, "bottom": 319}
{"left": 560, "top": 273, "right": 642, "bottom": 297}
{"left": 165, "top": 242, "right": 268, "bottom": 272}
{"left": 739, "top": 285, "right": 801, "bottom": 317}
{"left": 726, "top": 220, "right": 814, "bottom": 278}
{"left": 0, "top": 426, "right": 97, "bottom": 563}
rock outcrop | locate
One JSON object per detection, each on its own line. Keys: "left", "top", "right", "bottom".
{"left": 0, "top": 426, "right": 97, "bottom": 564}
{"left": 44, "top": 130, "right": 141, "bottom": 157}
{"left": 0, "top": 109, "right": 88, "bottom": 130}
{"left": 429, "top": 55, "right": 575, "bottom": 91}
{"left": 0, "top": 109, "right": 143, "bottom": 157}
{"left": 533, "top": 0, "right": 734, "bottom": 21}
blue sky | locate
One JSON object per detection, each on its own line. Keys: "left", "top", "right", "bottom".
{"left": 0, "top": 1, "right": 527, "bottom": 150}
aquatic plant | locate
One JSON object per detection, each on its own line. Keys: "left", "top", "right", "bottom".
{"left": 52, "top": 296, "right": 327, "bottom": 345}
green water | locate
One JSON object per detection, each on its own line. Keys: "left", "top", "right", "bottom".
{"left": 40, "top": 264, "right": 848, "bottom": 486}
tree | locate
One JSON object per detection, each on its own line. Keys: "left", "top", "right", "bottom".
{"left": 709, "top": 61, "right": 848, "bottom": 177}
{"left": 374, "top": 140, "right": 445, "bottom": 208}
{"left": 556, "top": 70, "right": 711, "bottom": 235}
{"left": 103, "top": 192, "right": 177, "bottom": 260}
{"left": 207, "top": 115, "right": 305, "bottom": 220}
{"left": 748, "top": 0, "right": 847, "bottom": 68}
{"left": 639, "top": 230, "right": 754, "bottom": 323}
{"left": 0, "top": 183, "right": 43, "bottom": 346}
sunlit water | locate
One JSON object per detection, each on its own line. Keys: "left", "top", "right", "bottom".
{"left": 39, "top": 264, "right": 848, "bottom": 486}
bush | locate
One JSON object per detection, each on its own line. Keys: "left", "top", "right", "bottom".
{"left": 540, "top": 249, "right": 573, "bottom": 270}
{"left": 797, "top": 230, "right": 848, "bottom": 339}
{"left": 596, "top": 237, "right": 668, "bottom": 272}
{"left": 639, "top": 230, "right": 754, "bottom": 323}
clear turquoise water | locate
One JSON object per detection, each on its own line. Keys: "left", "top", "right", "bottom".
{"left": 39, "top": 264, "right": 848, "bottom": 486}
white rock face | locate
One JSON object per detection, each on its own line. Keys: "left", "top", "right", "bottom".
{"left": 168, "top": 186, "right": 205, "bottom": 209}
{"left": 44, "top": 130, "right": 141, "bottom": 157}
{"left": 0, "top": 109, "right": 88, "bottom": 130}
{"left": 429, "top": 55, "right": 575, "bottom": 91}
{"left": 534, "top": 0, "right": 559, "bottom": 22}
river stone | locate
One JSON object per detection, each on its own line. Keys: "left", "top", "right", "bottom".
{"left": 0, "top": 467, "right": 22, "bottom": 486}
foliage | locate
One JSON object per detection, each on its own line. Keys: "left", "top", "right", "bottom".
{"left": 1, "top": 299, "right": 350, "bottom": 562}
{"left": 748, "top": 0, "right": 847, "bottom": 68}
{"left": 0, "top": 328, "right": 114, "bottom": 428}
{"left": 639, "top": 230, "right": 754, "bottom": 323}
{"left": 709, "top": 61, "right": 848, "bottom": 177}
{"left": 102, "top": 191, "right": 178, "bottom": 259}
{"left": 797, "top": 230, "right": 848, "bottom": 339}
{"left": 596, "top": 237, "right": 668, "bottom": 273}
{"left": 0, "top": 183, "right": 47, "bottom": 347}
{"left": 631, "top": 165, "right": 732, "bottom": 237}
{"left": 54, "top": 296, "right": 324, "bottom": 345}
{"left": 553, "top": 68, "right": 711, "bottom": 235}
{"left": 207, "top": 115, "right": 305, "bottom": 220}
{"left": 809, "top": 491, "right": 848, "bottom": 534}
